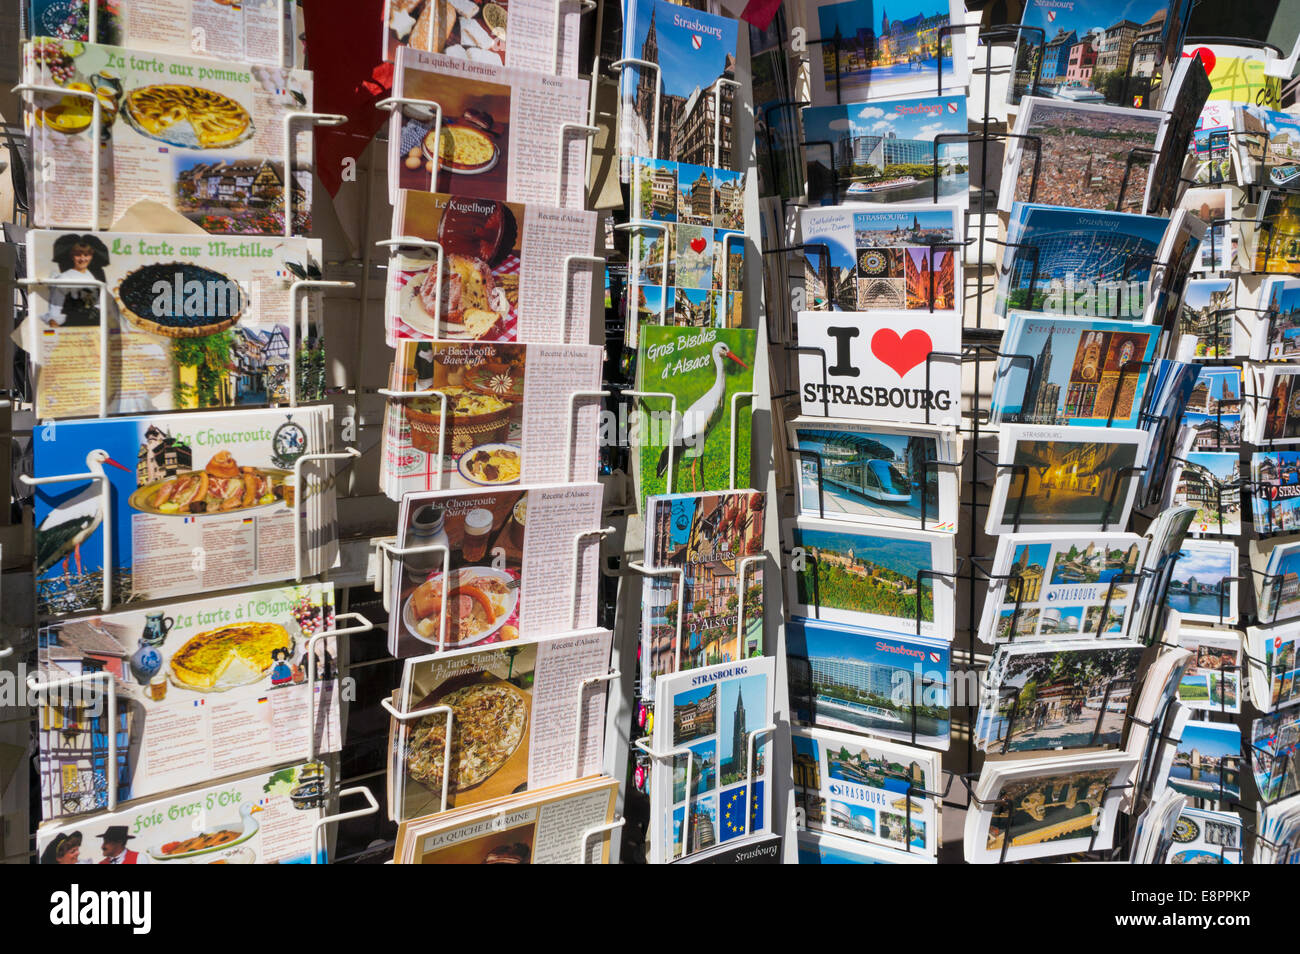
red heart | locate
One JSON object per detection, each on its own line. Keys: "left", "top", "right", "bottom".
{"left": 870, "top": 328, "right": 932, "bottom": 378}
{"left": 689, "top": 237, "right": 707, "bottom": 254}
{"left": 1186, "top": 46, "right": 1215, "bottom": 76}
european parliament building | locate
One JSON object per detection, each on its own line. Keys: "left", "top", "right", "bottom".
{"left": 836, "top": 131, "right": 938, "bottom": 174}
{"left": 1007, "top": 228, "right": 1158, "bottom": 308}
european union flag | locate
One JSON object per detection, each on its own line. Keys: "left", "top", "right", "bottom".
{"left": 719, "top": 780, "right": 763, "bottom": 843}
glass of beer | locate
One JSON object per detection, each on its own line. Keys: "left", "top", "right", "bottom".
{"left": 149, "top": 674, "right": 168, "bottom": 702}
{"left": 461, "top": 508, "right": 494, "bottom": 563}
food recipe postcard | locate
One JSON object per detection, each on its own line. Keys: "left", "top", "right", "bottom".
{"left": 33, "top": 407, "right": 335, "bottom": 616}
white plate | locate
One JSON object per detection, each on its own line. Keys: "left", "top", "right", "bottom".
{"left": 456, "top": 442, "right": 522, "bottom": 486}
{"left": 403, "top": 566, "right": 518, "bottom": 648}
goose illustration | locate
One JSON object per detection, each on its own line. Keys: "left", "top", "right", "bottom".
{"left": 36, "top": 449, "right": 130, "bottom": 578}
{"left": 656, "top": 341, "right": 749, "bottom": 491}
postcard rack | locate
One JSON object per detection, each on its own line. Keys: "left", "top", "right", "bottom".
{"left": 756, "top": 18, "right": 1300, "bottom": 864}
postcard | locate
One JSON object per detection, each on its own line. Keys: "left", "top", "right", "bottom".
{"left": 37, "top": 761, "right": 329, "bottom": 865}
{"left": 1252, "top": 450, "right": 1300, "bottom": 536}
{"left": 388, "top": 629, "right": 612, "bottom": 821}
{"left": 1251, "top": 708, "right": 1300, "bottom": 803}
{"left": 1166, "top": 540, "right": 1238, "bottom": 624}
{"left": 651, "top": 656, "right": 776, "bottom": 863}
{"left": 1182, "top": 366, "right": 1241, "bottom": 450}
{"left": 388, "top": 47, "right": 589, "bottom": 208}
{"left": 29, "top": 0, "right": 293, "bottom": 67}
{"left": 1178, "top": 278, "right": 1234, "bottom": 359}
{"left": 618, "top": 0, "right": 739, "bottom": 175}
{"left": 1181, "top": 187, "right": 1234, "bottom": 271}
{"left": 34, "top": 406, "right": 337, "bottom": 616}
{"left": 1164, "top": 719, "right": 1242, "bottom": 802}
{"left": 994, "top": 203, "right": 1171, "bottom": 322}
{"left": 1258, "top": 797, "right": 1300, "bottom": 862}
{"left": 634, "top": 326, "right": 757, "bottom": 508}
{"left": 788, "top": 617, "right": 951, "bottom": 750}
{"left": 23, "top": 231, "right": 324, "bottom": 419}
{"left": 989, "top": 313, "right": 1159, "bottom": 428}
{"left": 37, "top": 583, "right": 340, "bottom": 818}
{"left": 386, "top": 190, "right": 598, "bottom": 346}
{"left": 785, "top": 418, "right": 960, "bottom": 532}
{"left": 999, "top": 98, "right": 1163, "bottom": 215}
{"left": 985, "top": 424, "right": 1151, "bottom": 535}
{"left": 975, "top": 532, "right": 1147, "bottom": 643}
{"left": 804, "top": 0, "right": 967, "bottom": 105}
{"left": 963, "top": 752, "right": 1138, "bottom": 863}
{"left": 680, "top": 832, "right": 783, "bottom": 863}
{"left": 795, "top": 311, "right": 961, "bottom": 427}
{"left": 1009, "top": 0, "right": 1192, "bottom": 106}
{"left": 1145, "top": 52, "right": 1211, "bottom": 215}
{"left": 797, "top": 829, "right": 934, "bottom": 864}
{"left": 393, "top": 776, "right": 620, "bottom": 863}
{"left": 1192, "top": 102, "right": 1233, "bottom": 185}
{"left": 1137, "top": 360, "right": 1200, "bottom": 508}
{"left": 750, "top": 9, "right": 803, "bottom": 201}
{"left": 1233, "top": 104, "right": 1300, "bottom": 191}
{"left": 387, "top": 482, "right": 603, "bottom": 656}
{"left": 801, "top": 95, "right": 969, "bottom": 207}
{"left": 783, "top": 518, "right": 954, "bottom": 639}
{"left": 1247, "top": 191, "right": 1300, "bottom": 274}
{"left": 1254, "top": 542, "right": 1300, "bottom": 627}
{"left": 1256, "top": 278, "right": 1300, "bottom": 360}
{"left": 1245, "top": 621, "right": 1300, "bottom": 710}
{"left": 1166, "top": 807, "right": 1242, "bottom": 864}
{"left": 381, "top": 0, "right": 581, "bottom": 75}
{"left": 1254, "top": 367, "right": 1300, "bottom": 446}
{"left": 1150, "top": 208, "right": 1206, "bottom": 327}
{"left": 1124, "top": 645, "right": 1193, "bottom": 800}
{"left": 627, "top": 156, "right": 748, "bottom": 339}
{"left": 1130, "top": 791, "right": 1186, "bottom": 864}
{"left": 798, "top": 204, "right": 963, "bottom": 313}
{"left": 639, "top": 491, "right": 766, "bottom": 697}
{"left": 791, "top": 725, "right": 941, "bottom": 856}
{"left": 1175, "top": 631, "right": 1241, "bottom": 714}
{"left": 25, "top": 39, "right": 314, "bottom": 234}
{"left": 1167, "top": 450, "right": 1241, "bottom": 536}
{"left": 380, "top": 339, "right": 602, "bottom": 497}
{"left": 975, "top": 642, "right": 1145, "bottom": 754}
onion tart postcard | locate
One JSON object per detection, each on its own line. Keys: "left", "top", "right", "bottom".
{"left": 796, "top": 311, "right": 961, "bottom": 427}
{"left": 24, "top": 231, "right": 325, "bottom": 419}
{"left": 37, "top": 583, "right": 339, "bottom": 818}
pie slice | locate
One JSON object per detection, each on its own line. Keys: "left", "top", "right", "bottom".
{"left": 125, "top": 84, "right": 252, "bottom": 149}
{"left": 169, "top": 622, "right": 291, "bottom": 691}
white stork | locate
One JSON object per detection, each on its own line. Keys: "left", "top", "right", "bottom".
{"left": 656, "top": 340, "right": 749, "bottom": 491}
{"left": 36, "top": 449, "right": 130, "bottom": 578}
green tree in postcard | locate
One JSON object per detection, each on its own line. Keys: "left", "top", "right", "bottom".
{"left": 636, "top": 326, "right": 757, "bottom": 507}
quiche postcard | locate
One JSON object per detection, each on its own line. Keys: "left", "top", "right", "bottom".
{"left": 23, "top": 230, "right": 326, "bottom": 420}
{"left": 33, "top": 406, "right": 337, "bottom": 617}
{"left": 25, "top": 38, "right": 315, "bottom": 235}
{"left": 37, "top": 584, "right": 341, "bottom": 819}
